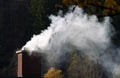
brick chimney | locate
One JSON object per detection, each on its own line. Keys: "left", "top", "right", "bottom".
{"left": 16, "top": 50, "right": 41, "bottom": 77}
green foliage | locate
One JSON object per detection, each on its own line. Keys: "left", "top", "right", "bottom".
{"left": 30, "top": 0, "right": 48, "bottom": 34}
{"left": 30, "top": 0, "right": 61, "bottom": 34}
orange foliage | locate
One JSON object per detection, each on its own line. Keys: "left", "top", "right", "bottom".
{"left": 62, "top": 0, "right": 101, "bottom": 7}
{"left": 103, "top": 0, "right": 118, "bottom": 14}
{"left": 44, "top": 67, "right": 64, "bottom": 78}
{"left": 62, "top": 0, "right": 120, "bottom": 15}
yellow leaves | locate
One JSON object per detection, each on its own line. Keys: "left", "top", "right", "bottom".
{"left": 62, "top": 0, "right": 74, "bottom": 6}
{"left": 103, "top": 0, "right": 118, "bottom": 14}
{"left": 62, "top": 0, "right": 100, "bottom": 7}
{"left": 44, "top": 67, "right": 64, "bottom": 78}
{"left": 62, "top": 0, "right": 120, "bottom": 15}
{"left": 117, "top": 6, "right": 120, "bottom": 12}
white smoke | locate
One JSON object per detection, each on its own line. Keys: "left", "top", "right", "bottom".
{"left": 22, "top": 6, "right": 120, "bottom": 77}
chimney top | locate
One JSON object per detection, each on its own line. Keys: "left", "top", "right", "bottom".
{"left": 16, "top": 50, "right": 28, "bottom": 54}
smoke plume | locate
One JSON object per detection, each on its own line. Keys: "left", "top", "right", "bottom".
{"left": 22, "top": 6, "right": 120, "bottom": 77}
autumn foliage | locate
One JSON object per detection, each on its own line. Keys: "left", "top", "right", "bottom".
{"left": 44, "top": 67, "right": 64, "bottom": 78}
{"left": 62, "top": 0, "right": 120, "bottom": 16}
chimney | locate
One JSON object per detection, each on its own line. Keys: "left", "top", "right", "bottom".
{"left": 16, "top": 50, "right": 41, "bottom": 77}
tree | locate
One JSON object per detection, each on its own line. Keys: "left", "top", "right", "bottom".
{"left": 67, "top": 52, "right": 103, "bottom": 78}
{"left": 103, "top": 0, "right": 118, "bottom": 15}
{"left": 44, "top": 67, "right": 64, "bottom": 78}
{"left": 0, "top": 0, "right": 33, "bottom": 76}
{"left": 61, "top": 0, "right": 120, "bottom": 47}
{"left": 62, "top": 0, "right": 120, "bottom": 16}
{"left": 30, "top": 0, "right": 61, "bottom": 34}
{"left": 30, "top": 0, "right": 48, "bottom": 34}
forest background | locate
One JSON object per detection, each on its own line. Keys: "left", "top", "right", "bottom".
{"left": 0, "top": 0, "right": 120, "bottom": 77}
